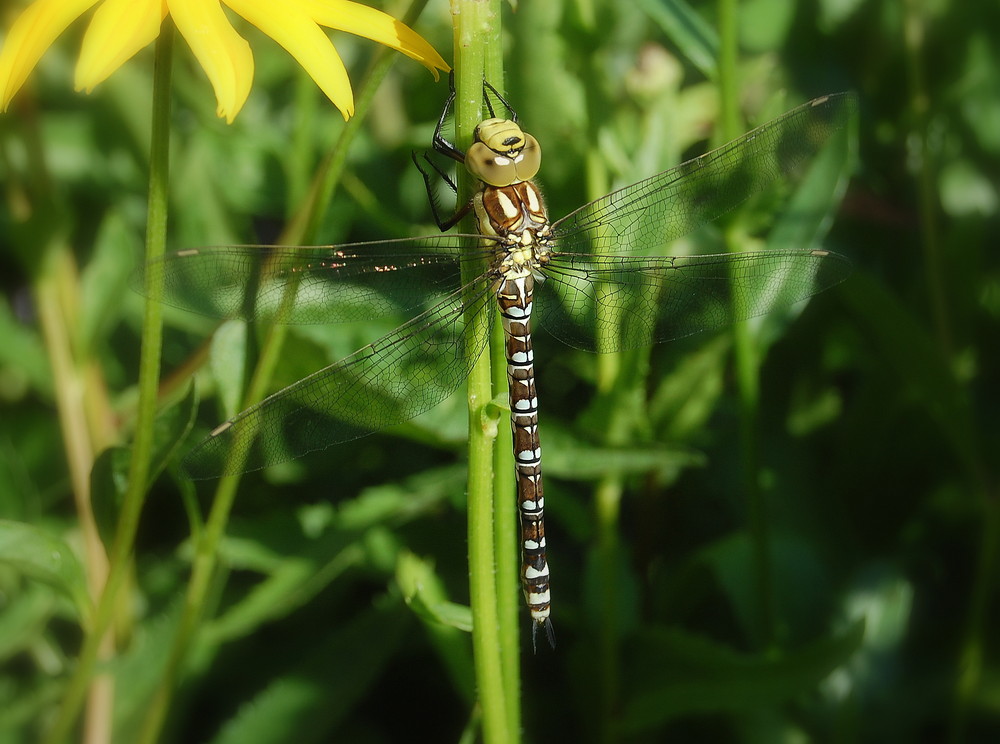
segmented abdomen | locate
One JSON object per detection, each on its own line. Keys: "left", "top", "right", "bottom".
{"left": 496, "top": 272, "right": 552, "bottom": 639}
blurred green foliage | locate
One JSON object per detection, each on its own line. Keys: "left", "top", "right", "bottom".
{"left": 1, "top": 0, "right": 999, "bottom": 742}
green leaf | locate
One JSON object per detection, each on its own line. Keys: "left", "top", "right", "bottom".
{"left": 635, "top": 0, "right": 718, "bottom": 78}
{"left": 756, "top": 95, "right": 856, "bottom": 345}
{"left": 208, "top": 320, "right": 248, "bottom": 421}
{"left": 939, "top": 158, "right": 998, "bottom": 217}
{"left": 91, "top": 382, "right": 197, "bottom": 545}
{"left": 0, "top": 669, "right": 64, "bottom": 735}
{"left": 397, "top": 550, "right": 473, "bottom": 632}
{"left": 648, "top": 334, "right": 729, "bottom": 442}
{"left": 90, "top": 446, "right": 131, "bottom": 549}
{"left": 0, "top": 584, "right": 56, "bottom": 662}
{"left": 540, "top": 423, "right": 704, "bottom": 481}
{"left": 0, "top": 297, "right": 51, "bottom": 396}
{"left": 693, "top": 530, "right": 831, "bottom": 642}
{"left": 741, "top": 0, "right": 796, "bottom": 52}
{"left": 79, "top": 213, "right": 136, "bottom": 355}
{"left": 108, "top": 604, "right": 184, "bottom": 742}
{"left": 200, "top": 465, "right": 461, "bottom": 647}
{"left": 208, "top": 599, "right": 410, "bottom": 744}
{"left": 396, "top": 551, "right": 475, "bottom": 703}
{"left": 621, "top": 621, "right": 865, "bottom": 731}
{"left": 201, "top": 536, "right": 366, "bottom": 649}
{"left": 768, "top": 94, "right": 856, "bottom": 254}
{"left": 149, "top": 380, "right": 199, "bottom": 483}
{"left": 333, "top": 463, "right": 466, "bottom": 528}
{"left": 0, "top": 521, "right": 90, "bottom": 622}
{"left": 839, "top": 271, "right": 976, "bottom": 467}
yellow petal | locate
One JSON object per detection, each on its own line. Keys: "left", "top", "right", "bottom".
{"left": 0, "top": 0, "right": 100, "bottom": 110}
{"left": 169, "top": 0, "right": 253, "bottom": 122}
{"left": 76, "top": 0, "right": 166, "bottom": 92}
{"left": 301, "top": 0, "right": 448, "bottom": 77}
{"left": 224, "top": 0, "right": 354, "bottom": 119}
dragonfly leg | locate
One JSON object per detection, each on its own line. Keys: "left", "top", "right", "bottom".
{"left": 414, "top": 73, "right": 527, "bottom": 232}
{"left": 430, "top": 73, "right": 521, "bottom": 160}
{"left": 429, "top": 70, "right": 465, "bottom": 164}
{"left": 410, "top": 150, "right": 473, "bottom": 231}
{"left": 482, "top": 78, "right": 518, "bottom": 123}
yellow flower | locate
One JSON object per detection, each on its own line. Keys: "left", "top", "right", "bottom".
{"left": 0, "top": 0, "right": 449, "bottom": 122}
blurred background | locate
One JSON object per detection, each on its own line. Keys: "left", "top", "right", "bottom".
{"left": 1, "top": 0, "right": 998, "bottom": 741}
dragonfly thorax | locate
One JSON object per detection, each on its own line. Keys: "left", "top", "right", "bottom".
{"left": 467, "top": 117, "right": 542, "bottom": 187}
{"left": 498, "top": 241, "right": 550, "bottom": 278}
{"left": 474, "top": 179, "right": 552, "bottom": 248}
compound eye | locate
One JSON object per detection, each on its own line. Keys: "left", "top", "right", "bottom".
{"left": 515, "top": 134, "right": 541, "bottom": 181}
{"left": 466, "top": 141, "right": 519, "bottom": 187}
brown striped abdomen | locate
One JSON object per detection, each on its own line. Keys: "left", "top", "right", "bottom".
{"left": 495, "top": 272, "right": 552, "bottom": 644}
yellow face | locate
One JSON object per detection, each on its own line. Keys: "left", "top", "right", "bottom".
{"left": 466, "top": 118, "right": 542, "bottom": 187}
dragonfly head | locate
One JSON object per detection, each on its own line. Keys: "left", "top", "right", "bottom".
{"left": 467, "top": 117, "right": 542, "bottom": 187}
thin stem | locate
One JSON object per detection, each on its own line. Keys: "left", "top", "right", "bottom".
{"left": 452, "top": 2, "right": 517, "bottom": 742}
{"left": 901, "top": 0, "right": 950, "bottom": 356}
{"left": 587, "top": 125, "right": 624, "bottom": 743}
{"left": 18, "top": 97, "right": 116, "bottom": 739}
{"left": 715, "top": 0, "right": 740, "bottom": 139}
{"left": 36, "top": 246, "right": 114, "bottom": 744}
{"left": 43, "top": 21, "right": 175, "bottom": 744}
{"left": 286, "top": 70, "right": 319, "bottom": 217}
{"left": 482, "top": 71, "right": 520, "bottom": 743}
{"left": 593, "top": 474, "right": 622, "bottom": 744}
{"left": 36, "top": 249, "right": 104, "bottom": 591}
{"left": 716, "top": 0, "right": 775, "bottom": 650}
{"left": 903, "top": 0, "right": 994, "bottom": 733}
{"left": 950, "top": 490, "right": 1000, "bottom": 743}
{"left": 135, "top": 9, "right": 431, "bottom": 740}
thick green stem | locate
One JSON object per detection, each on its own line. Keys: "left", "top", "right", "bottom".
{"left": 452, "top": 2, "right": 519, "bottom": 742}
{"left": 482, "top": 67, "right": 520, "bottom": 744}
{"left": 491, "top": 292, "right": 521, "bottom": 736}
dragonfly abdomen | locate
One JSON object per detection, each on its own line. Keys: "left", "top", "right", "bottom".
{"left": 496, "top": 272, "right": 553, "bottom": 645}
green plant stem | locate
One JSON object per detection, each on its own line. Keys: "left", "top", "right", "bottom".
{"left": 491, "top": 288, "right": 521, "bottom": 736}
{"left": 134, "top": 7, "right": 435, "bottom": 740}
{"left": 483, "top": 68, "right": 520, "bottom": 744}
{"left": 902, "top": 0, "right": 995, "bottom": 734}
{"left": 287, "top": 70, "right": 319, "bottom": 217}
{"left": 452, "top": 2, "right": 518, "bottom": 742}
{"left": 592, "top": 344, "right": 651, "bottom": 744}
{"left": 951, "top": 491, "right": 1000, "bottom": 744}
{"left": 42, "top": 22, "right": 174, "bottom": 744}
{"left": 716, "top": 0, "right": 740, "bottom": 139}
{"left": 901, "top": 0, "right": 950, "bottom": 357}
{"left": 36, "top": 250, "right": 102, "bottom": 581}
{"left": 36, "top": 245, "right": 115, "bottom": 744}
{"left": 586, "top": 121, "right": 625, "bottom": 742}
{"left": 716, "top": 0, "right": 774, "bottom": 649}
{"left": 593, "top": 472, "right": 623, "bottom": 744}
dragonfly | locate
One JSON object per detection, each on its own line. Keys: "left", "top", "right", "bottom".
{"left": 146, "top": 82, "right": 855, "bottom": 647}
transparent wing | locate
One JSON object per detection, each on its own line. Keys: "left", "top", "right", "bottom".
{"left": 536, "top": 250, "right": 852, "bottom": 352}
{"left": 183, "top": 279, "right": 495, "bottom": 479}
{"left": 139, "top": 236, "right": 495, "bottom": 324}
{"left": 551, "top": 93, "right": 857, "bottom": 254}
